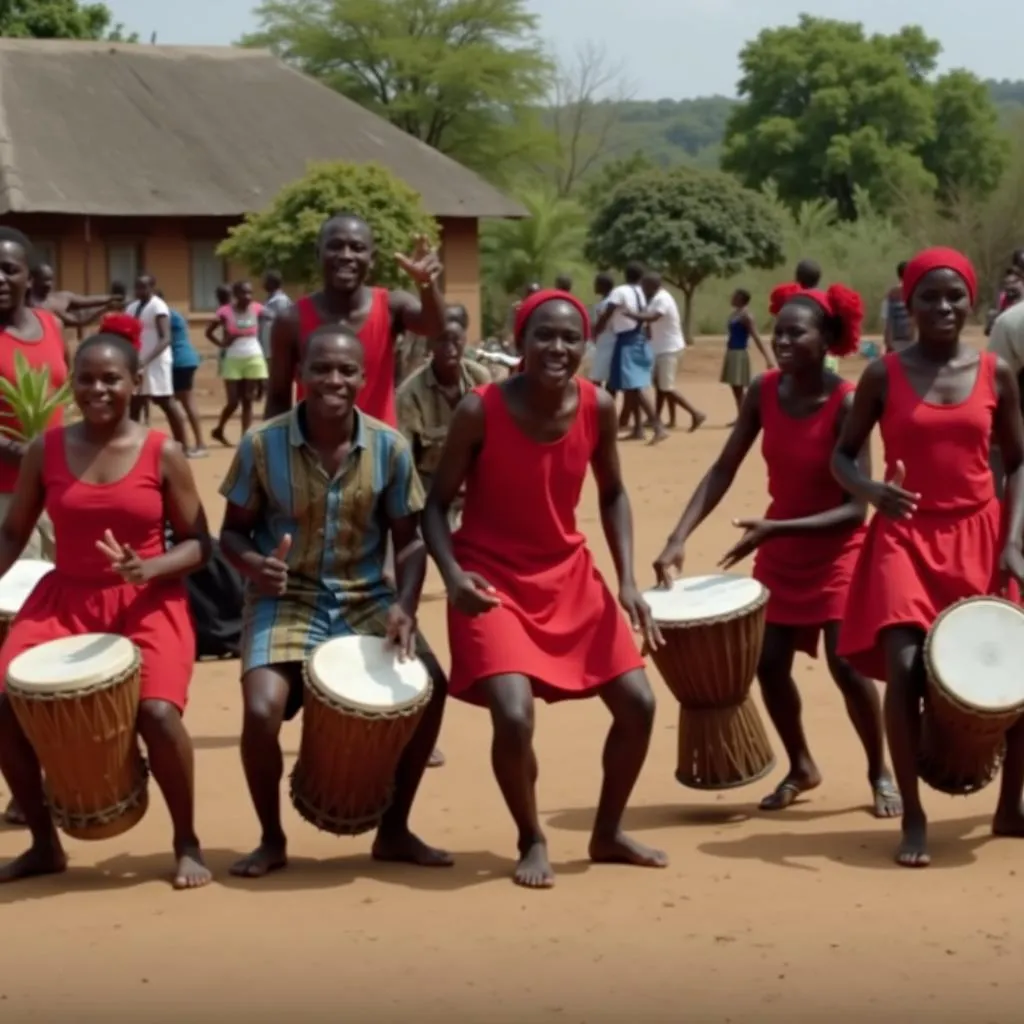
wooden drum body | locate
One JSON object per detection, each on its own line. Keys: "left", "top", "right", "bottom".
{"left": 6, "top": 634, "right": 149, "bottom": 840}
{"left": 290, "top": 636, "right": 432, "bottom": 836}
{"left": 643, "top": 575, "right": 776, "bottom": 790}
{"left": 921, "top": 596, "right": 1024, "bottom": 796}
{"left": 0, "top": 559, "right": 54, "bottom": 647}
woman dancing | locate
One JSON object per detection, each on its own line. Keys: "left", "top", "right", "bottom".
{"left": 423, "top": 289, "right": 667, "bottom": 890}
{"left": 0, "top": 330, "right": 212, "bottom": 888}
{"left": 723, "top": 289, "right": 773, "bottom": 417}
{"left": 833, "top": 247, "right": 1024, "bottom": 867}
{"left": 655, "top": 282, "right": 899, "bottom": 815}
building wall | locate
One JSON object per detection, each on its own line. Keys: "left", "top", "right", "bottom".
{"left": 4, "top": 213, "right": 482, "bottom": 334}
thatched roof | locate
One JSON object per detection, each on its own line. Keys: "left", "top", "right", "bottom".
{"left": 0, "top": 39, "right": 526, "bottom": 219}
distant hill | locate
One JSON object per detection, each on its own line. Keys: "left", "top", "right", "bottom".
{"left": 593, "top": 80, "right": 1024, "bottom": 172}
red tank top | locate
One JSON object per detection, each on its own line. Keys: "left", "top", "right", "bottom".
{"left": 42, "top": 427, "right": 167, "bottom": 581}
{"left": 0, "top": 310, "right": 67, "bottom": 493}
{"left": 456, "top": 379, "right": 598, "bottom": 568}
{"left": 295, "top": 289, "right": 396, "bottom": 425}
{"left": 760, "top": 370, "right": 853, "bottom": 518}
{"left": 881, "top": 351, "right": 997, "bottom": 514}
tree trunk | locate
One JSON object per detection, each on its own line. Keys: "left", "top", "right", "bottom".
{"left": 681, "top": 285, "right": 696, "bottom": 341}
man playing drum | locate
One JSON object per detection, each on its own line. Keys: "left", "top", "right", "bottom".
{"left": 220, "top": 325, "right": 451, "bottom": 878}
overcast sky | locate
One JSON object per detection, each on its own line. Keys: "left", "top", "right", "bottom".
{"left": 104, "top": 0, "right": 1020, "bottom": 100}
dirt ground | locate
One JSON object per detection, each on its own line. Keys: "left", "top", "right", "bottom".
{"left": 2, "top": 334, "right": 1023, "bottom": 1023}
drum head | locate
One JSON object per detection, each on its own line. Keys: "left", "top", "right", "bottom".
{"left": 641, "top": 574, "right": 767, "bottom": 624}
{"left": 307, "top": 636, "right": 430, "bottom": 712}
{"left": 929, "top": 598, "right": 1024, "bottom": 713}
{"left": 0, "top": 559, "right": 53, "bottom": 616}
{"left": 7, "top": 633, "right": 136, "bottom": 695}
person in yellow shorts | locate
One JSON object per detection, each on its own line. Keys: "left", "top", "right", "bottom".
{"left": 207, "top": 281, "right": 268, "bottom": 444}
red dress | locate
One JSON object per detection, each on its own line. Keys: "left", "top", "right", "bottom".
{"left": 0, "top": 309, "right": 66, "bottom": 494}
{"left": 752, "top": 371, "right": 865, "bottom": 656}
{"left": 838, "top": 352, "right": 1010, "bottom": 681}
{"left": 294, "top": 290, "right": 397, "bottom": 425}
{"left": 0, "top": 429, "right": 195, "bottom": 710}
{"left": 447, "top": 379, "right": 644, "bottom": 703}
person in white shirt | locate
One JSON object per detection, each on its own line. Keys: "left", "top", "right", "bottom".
{"left": 125, "top": 274, "right": 187, "bottom": 446}
{"left": 593, "top": 262, "right": 666, "bottom": 443}
{"left": 640, "top": 272, "right": 705, "bottom": 431}
{"left": 589, "top": 272, "right": 616, "bottom": 386}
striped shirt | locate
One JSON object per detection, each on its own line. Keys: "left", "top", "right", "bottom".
{"left": 219, "top": 405, "right": 424, "bottom": 670}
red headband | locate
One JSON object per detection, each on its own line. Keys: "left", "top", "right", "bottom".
{"left": 99, "top": 312, "right": 143, "bottom": 351}
{"left": 513, "top": 289, "right": 592, "bottom": 344}
{"left": 769, "top": 282, "right": 864, "bottom": 357}
{"left": 902, "top": 247, "right": 977, "bottom": 305}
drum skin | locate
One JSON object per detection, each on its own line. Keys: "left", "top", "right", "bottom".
{"left": 647, "top": 591, "right": 775, "bottom": 790}
{"left": 921, "top": 597, "right": 1024, "bottom": 796}
{"left": 290, "top": 664, "right": 432, "bottom": 836}
{"left": 6, "top": 647, "right": 149, "bottom": 841}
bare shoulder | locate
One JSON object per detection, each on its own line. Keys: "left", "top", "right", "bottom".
{"left": 858, "top": 356, "right": 889, "bottom": 389}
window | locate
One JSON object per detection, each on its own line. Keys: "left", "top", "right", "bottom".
{"left": 190, "top": 240, "right": 226, "bottom": 313}
{"left": 32, "top": 239, "right": 58, "bottom": 275}
{"left": 106, "top": 242, "right": 141, "bottom": 292}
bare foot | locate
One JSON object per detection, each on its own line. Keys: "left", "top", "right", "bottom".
{"left": 992, "top": 804, "right": 1024, "bottom": 837}
{"left": 428, "top": 747, "right": 446, "bottom": 768}
{"left": 514, "top": 839, "right": 555, "bottom": 889}
{"left": 689, "top": 412, "right": 707, "bottom": 433}
{"left": 759, "top": 771, "right": 822, "bottom": 811}
{"left": 871, "top": 775, "right": 903, "bottom": 819}
{"left": 589, "top": 831, "right": 668, "bottom": 869}
{"left": 211, "top": 427, "right": 233, "bottom": 448}
{"left": 173, "top": 847, "right": 213, "bottom": 890}
{"left": 372, "top": 828, "right": 454, "bottom": 867}
{"left": 3, "top": 799, "right": 25, "bottom": 826}
{"left": 0, "top": 841, "right": 67, "bottom": 883}
{"left": 895, "top": 812, "right": 930, "bottom": 867}
{"left": 229, "top": 840, "right": 287, "bottom": 878}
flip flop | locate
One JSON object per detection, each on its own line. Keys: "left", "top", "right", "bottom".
{"left": 759, "top": 781, "right": 804, "bottom": 812}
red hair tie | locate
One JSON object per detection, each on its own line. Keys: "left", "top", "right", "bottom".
{"left": 772, "top": 283, "right": 864, "bottom": 357}
{"left": 513, "top": 288, "right": 592, "bottom": 344}
{"left": 902, "top": 247, "right": 977, "bottom": 306}
{"left": 99, "top": 313, "right": 143, "bottom": 351}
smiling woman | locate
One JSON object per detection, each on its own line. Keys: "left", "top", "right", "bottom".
{"left": 423, "top": 288, "right": 667, "bottom": 890}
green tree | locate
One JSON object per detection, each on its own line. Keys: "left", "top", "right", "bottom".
{"left": 722, "top": 16, "right": 1007, "bottom": 217}
{"left": 0, "top": 0, "right": 135, "bottom": 39}
{"left": 241, "top": 0, "right": 552, "bottom": 180}
{"left": 218, "top": 161, "right": 437, "bottom": 289}
{"left": 480, "top": 186, "right": 586, "bottom": 334}
{"left": 586, "top": 168, "right": 785, "bottom": 335}
{"left": 577, "top": 150, "right": 656, "bottom": 211}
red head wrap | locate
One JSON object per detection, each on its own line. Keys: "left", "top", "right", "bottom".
{"left": 99, "top": 312, "right": 143, "bottom": 351}
{"left": 901, "top": 247, "right": 977, "bottom": 306}
{"left": 513, "top": 288, "right": 592, "bottom": 345}
{"left": 769, "top": 282, "right": 864, "bottom": 357}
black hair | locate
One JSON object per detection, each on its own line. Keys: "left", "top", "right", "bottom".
{"left": 29, "top": 262, "right": 53, "bottom": 278}
{"left": 263, "top": 269, "right": 283, "bottom": 289}
{"left": 445, "top": 303, "right": 469, "bottom": 329}
{"left": 1012, "top": 248, "right": 1024, "bottom": 271}
{"left": 302, "top": 322, "right": 364, "bottom": 365}
{"left": 795, "top": 259, "right": 821, "bottom": 288}
{"left": 76, "top": 332, "right": 140, "bottom": 375}
{"left": 0, "top": 226, "right": 34, "bottom": 266}
{"left": 554, "top": 273, "right": 573, "bottom": 291}
{"left": 896, "top": 261, "right": 908, "bottom": 279}
{"left": 783, "top": 294, "right": 844, "bottom": 350}
{"left": 642, "top": 270, "right": 662, "bottom": 290}
{"left": 215, "top": 283, "right": 231, "bottom": 303}
{"left": 624, "top": 261, "right": 644, "bottom": 284}
{"left": 136, "top": 272, "right": 155, "bottom": 286}
{"left": 734, "top": 288, "right": 751, "bottom": 305}
{"left": 594, "top": 271, "right": 614, "bottom": 295}
{"left": 232, "top": 280, "right": 252, "bottom": 295}
{"left": 110, "top": 280, "right": 127, "bottom": 296}
{"left": 317, "top": 211, "right": 373, "bottom": 249}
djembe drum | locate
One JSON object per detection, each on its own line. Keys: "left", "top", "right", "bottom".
{"left": 920, "top": 596, "right": 1024, "bottom": 795}
{"left": 5, "top": 633, "right": 149, "bottom": 840}
{"left": 290, "top": 635, "right": 432, "bottom": 835}
{"left": 643, "top": 574, "right": 775, "bottom": 790}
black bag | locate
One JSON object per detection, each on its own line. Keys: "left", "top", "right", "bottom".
{"left": 184, "top": 539, "right": 245, "bottom": 661}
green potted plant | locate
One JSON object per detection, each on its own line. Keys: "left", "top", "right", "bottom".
{"left": 0, "top": 351, "right": 74, "bottom": 443}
